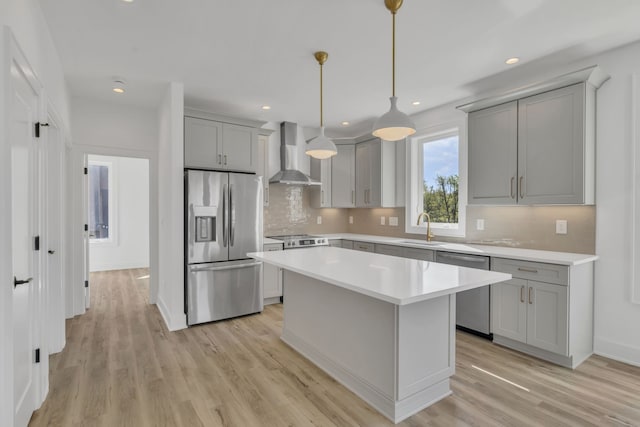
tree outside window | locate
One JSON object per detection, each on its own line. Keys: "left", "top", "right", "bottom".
{"left": 421, "top": 134, "right": 459, "bottom": 225}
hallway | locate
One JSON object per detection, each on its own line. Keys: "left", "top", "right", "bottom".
{"left": 30, "top": 269, "right": 640, "bottom": 426}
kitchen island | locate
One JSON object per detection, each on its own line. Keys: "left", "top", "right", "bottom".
{"left": 249, "top": 247, "right": 511, "bottom": 423}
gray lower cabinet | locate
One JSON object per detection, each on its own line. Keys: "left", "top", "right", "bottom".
{"left": 327, "top": 239, "right": 342, "bottom": 248}
{"left": 262, "top": 243, "right": 283, "bottom": 302}
{"left": 341, "top": 240, "right": 354, "bottom": 249}
{"left": 403, "top": 247, "right": 435, "bottom": 262}
{"left": 468, "top": 83, "right": 595, "bottom": 205}
{"left": 374, "top": 244, "right": 404, "bottom": 257}
{"left": 491, "top": 257, "right": 592, "bottom": 368}
{"left": 352, "top": 241, "right": 375, "bottom": 252}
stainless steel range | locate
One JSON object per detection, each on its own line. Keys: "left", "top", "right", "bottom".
{"left": 268, "top": 234, "right": 328, "bottom": 249}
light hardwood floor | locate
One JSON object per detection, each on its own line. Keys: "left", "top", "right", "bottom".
{"left": 30, "top": 269, "right": 640, "bottom": 426}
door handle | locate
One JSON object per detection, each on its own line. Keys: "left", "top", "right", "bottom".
{"left": 218, "top": 154, "right": 222, "bottom": 165}
{"left": 519, "top": 176, "right": 524, "bottom": 199}
{"left": 321, "top": 190, "right": 324, "bottom": 205}
{"left": 48, "top": 250, "right": 55, "bottom": 254}
{"left": 229, "top": 184, "right": 235, "bottom": 246}
{"left": 190, "top": 261, "right": 261, "bottom": 273}
{"left": 14, "top": 277, "right": 33, "bottom": 288}
{"left": 437, "top": 253, "right": 488, "bottom": 264}
{"left": 528, "top": 287, "right": 533, "bottom": 304}
{"left": 222, "top": 184, "right": 228, "bottom": 247}
{"left": 224, "top": 154, "right": 228, "bottom": 166}
{"left": 517, "top": 267, "right": 538, "bottom": 273}
{"left": 351, "top": 190, "right": 355, "bottom": 204}
{"left": 510, "top": 177, "right": 515, "bottom": 199}
{"left": 520, "top": 285, "right": 525, "bottom": 303}
{"left": 265, "top": 187, "right": 269, "bottom": 205}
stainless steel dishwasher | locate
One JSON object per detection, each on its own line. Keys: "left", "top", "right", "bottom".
{"left": 435, "top": 251, "right": 492, "bottom": 339}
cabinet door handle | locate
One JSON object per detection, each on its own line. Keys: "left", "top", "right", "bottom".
{"left": 519, "top": 176, "right": 524, "bottom": 199}
{"left": 14, "top": 277, "right": 33, "bottom": 288}
{"left": 265, "top": 187, "right": 269, "bottom": 204}
{"left": 224, "top": 154, "right": 228, "bottom": 165}
{"left": 517, "top": 267, "right": 538, "bottom": 273}
{"left": 520, "top": 285, "right": 525, "bottom": 303}
{"left": 218, "top": 154, "right": 222, "bottom": 165}
{"left": 321, "top": 190, "right": 324, "bottom": 205}
{"left": 528, "top": 287, "right": 533, "bottom": 304}
{"left": 510, "top": 177, "right": 515, "bottom": 199}
{"left": 351, "top": 190, "right": 355, "bottom": 204}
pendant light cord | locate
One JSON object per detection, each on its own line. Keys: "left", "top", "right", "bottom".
{"left": 320, "top": 61, "right": 324, "bottom": 127}
{"left": 392, "top": 12, "right": 396, "bottom": 97}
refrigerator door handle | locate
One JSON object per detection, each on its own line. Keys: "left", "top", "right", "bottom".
{"left": 230, "top": 184, "right": 235, "bottom": 246}
{"left": 222, "top": 183, "right": 228, "bottom": 247}
{"left": 190, "top": 261, "right": 261, "bottom": 273}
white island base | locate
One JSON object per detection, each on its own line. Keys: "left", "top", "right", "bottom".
{"left": 281, "top": 271, "right": 455, "bottom": 424}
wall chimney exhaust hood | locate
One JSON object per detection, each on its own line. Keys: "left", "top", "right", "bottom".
{"left": 269, "top": 122, "right": 321, "bottom": 186}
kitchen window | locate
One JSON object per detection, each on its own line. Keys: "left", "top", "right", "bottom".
{"left": 88, "top": 160, "right": 114, "bottom": 242}
{"left": 405, "top": 122, "right": 467, "bottom": 237}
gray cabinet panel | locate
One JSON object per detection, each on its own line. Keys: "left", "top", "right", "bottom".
{"left": 518, "top": 84, "right": 585, "bottom": 204}
{"left": 184, "top": 117, "right": 222, "bottom": 169}
{"left": 331, "top": 145, "right": 356, "bottom": 207}
{"left": 468, "top": 101, "right": 518, "bottom": 204}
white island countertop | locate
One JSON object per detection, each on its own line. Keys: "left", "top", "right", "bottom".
{"left": 249, "top": 247, "right": 511, "bottom": 305}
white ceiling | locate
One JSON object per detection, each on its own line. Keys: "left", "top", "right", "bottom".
{"left": 39, "top": 0, "right": 640, "bottom": 137}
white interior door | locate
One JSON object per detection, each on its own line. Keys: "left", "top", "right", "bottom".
{"left": 10, "top": 54, "right": 39, "bottom": 427}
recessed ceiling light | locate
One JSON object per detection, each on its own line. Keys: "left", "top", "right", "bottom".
{"left": 261, "top": 105, "right": 271, "bottom": 110}
{"left": 505, "top": 57, "right": 520, "bottom": 65}
{"left": 112, "top": 78, "right": 126, "bottom": 94}
{"left": 121, "top": 0, "right": 134, "bottom": 3}
{"left": 341, "top": 121, "right": 350, "bottom": 126}
{"left": 412, "top": 101, "right": 421, "bottom": 106}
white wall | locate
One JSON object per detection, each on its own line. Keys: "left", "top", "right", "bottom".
{"left": 69, "top": 98, "right": 159, "bottom": 316}
{"left": 156, "top": 82, "right": 187, "bottom": 331}
{"left": 89, "top": 155, "right": 150, "bottom": 272}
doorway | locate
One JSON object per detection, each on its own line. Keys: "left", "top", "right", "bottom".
{"left": 86, "top": 155, "right": 151, "bottom": 302}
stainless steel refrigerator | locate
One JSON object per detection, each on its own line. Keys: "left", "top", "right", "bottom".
{"left": 185, "top": 169, "right": 263, "bottom": 325}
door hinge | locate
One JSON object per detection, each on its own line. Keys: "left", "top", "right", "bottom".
{"left": 84, "top": 224, "right": 88, "bottom": 232}
{"left": 35, "top": 348, "right": 40, "bottom": 363}
{"left": 84, "top": 167, "right": 88, "bottom": 175}
{"left": 34, "top": 235, "right": 40, "bottom": 251}
{"left": 34, "top": 122, "right": 49, "bottom": 138}
{"left": 84, "top": 280, "right": 89, "bottom": 288}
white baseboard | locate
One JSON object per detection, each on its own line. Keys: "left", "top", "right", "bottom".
{"left": 155, "top": 296, "right": 187, "bottom": 332}
{"left": 594, "top": 337, "right": 640, "bottom": 367}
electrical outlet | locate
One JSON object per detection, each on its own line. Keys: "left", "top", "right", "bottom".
{"left": 476, "top": 219, "right": 485, "bottom": 231}
{"left": 380, "top": 216, "right": 386, "bottom": 225}
{"left": 349, "top": 215, "right": 353, "bottom": 224}
{"left": 389, "top": 217, "right": 399, "bottom": 226}
{"left": 555, "top": 219, "right": 568, "bottom": 234}
{"left": 317, "top": 216, "right": 322, "bottom": 225}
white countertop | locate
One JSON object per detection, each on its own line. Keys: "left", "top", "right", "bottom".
{"left": 249, "top": 247, "right": 511, "bottom": 306}
{"left": 319, "top": 233, "right": 598, "bottom": 266}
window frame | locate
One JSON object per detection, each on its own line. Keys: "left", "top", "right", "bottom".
{"left": 88, "top": 159, "right": 118, "bottom": 246}
{"left": 405, "top": 120, "right": 467, "bottom": 238}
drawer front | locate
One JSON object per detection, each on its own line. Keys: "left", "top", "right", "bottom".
{"left": 491, "top": 258, "right": 568, "bottom": 285}
{"left": 328, "top": 239, "right": 342, "bottom": 247}
{"left": 353, "top": 241, "right": 375, "bottom": 252}
{"left": 404, "top": 247, "right": 435, "bottom": 261}
{"left": 263, "top": 243, "right": 284, "bottom": 251}
{"left": 375, "top": 244, "right": 404, "bottom": 257}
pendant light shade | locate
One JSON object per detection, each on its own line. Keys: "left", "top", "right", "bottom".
{"left": 372, "top": 0, "right": 416, "bottom": 141}
{"left": 306, "top": 51, "right": 337, "bottom": 159}
{"left": 372, "top": 96, "right": 416, "bottom": 141}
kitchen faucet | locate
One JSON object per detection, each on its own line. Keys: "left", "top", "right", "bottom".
{"left": 416, "top": 212, "right": 434, "bottom": 242}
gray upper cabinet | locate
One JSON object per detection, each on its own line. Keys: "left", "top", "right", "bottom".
{"left": 184, "top": 116, "right": 258, "bottom": 173}
{"left": 518, "top": 84, "right": 588, "bottom": 204}
{"left": 331, "top": 145, "right": 356, "bottom": 207}
{"left": 355, "top": 138, "right": 398, "bottom": 208}
{"left": 467, "top": 83, "right": 595, "bottom": 205}
{"left": 468, "top": 101, "right": 518, "bottom": 204}
{"left": 310, "top": 157, "right": 332, "bottom": 208}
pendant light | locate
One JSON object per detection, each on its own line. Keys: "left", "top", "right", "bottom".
{"left": 372, "top": 0, "right": 416, "bottom": 142}
{"left": 306, "top": 51, "right": 338, "bottom": 160}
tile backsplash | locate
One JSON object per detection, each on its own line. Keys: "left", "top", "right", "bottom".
{"left": 264, "top": 184, "right": 349, "bottom": 236}
{"left": 264, "top": 185, "right": 596, "bottom": 254}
